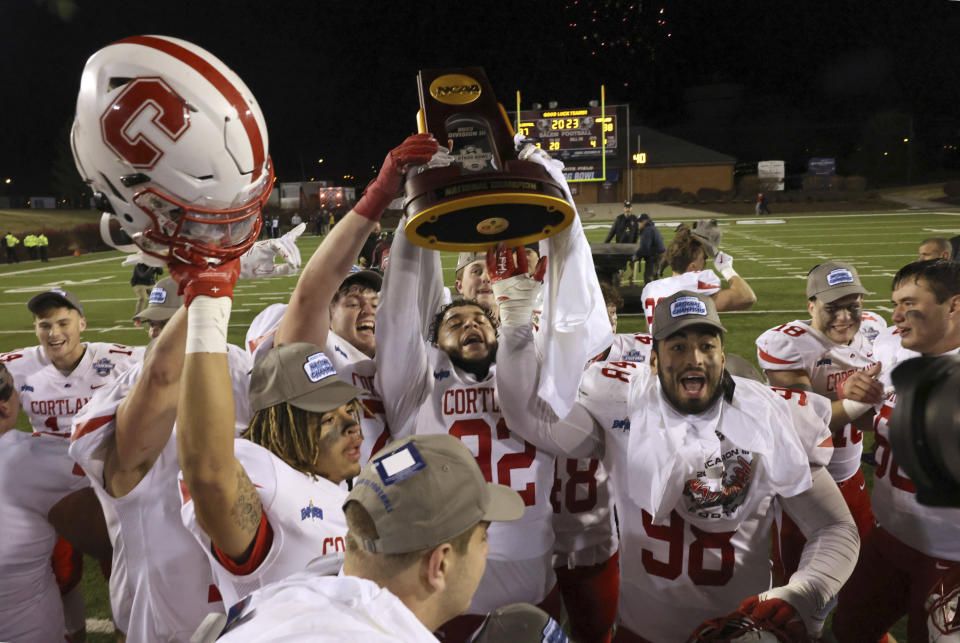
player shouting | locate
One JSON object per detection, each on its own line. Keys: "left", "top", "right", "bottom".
{"left": 494, "top": 281, "right": 859, "bottom": 641}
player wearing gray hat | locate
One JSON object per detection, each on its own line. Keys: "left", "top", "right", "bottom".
{"left": 204, "top": 434, "right": 523, "bottom": 642}
{"left": 133, "top": 277, "right": 184, "bottom": 340}
{"left": 495, "top": 286, "right": 860, "bottom": 641}
{"left": 756, "top": 260, "right": 886, "bottom": 596}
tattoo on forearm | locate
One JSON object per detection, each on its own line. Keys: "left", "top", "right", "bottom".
{"left": 230, "top": 467, "right": 262, "bottom": 536}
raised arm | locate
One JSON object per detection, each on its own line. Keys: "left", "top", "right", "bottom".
{"left": 711, "top": 251, "right": 757, "bottom": 311}
{"left": 276, "top": 135, "right": 438, "bottom": 347}
{"left": 105, "top": 306, "right": 187, "bottom": 498}
{"left": 373, "top": 219, "right": 438, "bottom": 437}
{"left": 490, "top": 247, "right": 604, "bottom": 458}
{"left": 174, "top": 260, "right": 261, "bottom": 560}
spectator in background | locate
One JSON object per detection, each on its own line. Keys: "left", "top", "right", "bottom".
{"left": 5, "top": 232, "right": 19, "bottom": 263}
{"left": 604, "top": 201, "right": 638, "bottom": 243}
{"left": 371, "top": 229, "right": 394, "bottom": 271}
{"left": 633, "top": 213, "right": 665, "bottom": 285}
{"left": 37, "top": 233, "right": 49, "bottom": 262}
{"left": 130, "top": 263, "right": 163, "bottom": 317}
{"left": 271, "top": 215, "right": 280, "bottom": 239}
{"left": 918, "top": 237, "right": 952, "bottom": 261}
{"left": 24, "top": 233, "right": 38, "bottom": 260}
{"left": 756, "top": 192, "right": 771, "bottom": 215}
{"left": 290, "top": 211, "right": 303, "bottom": 230}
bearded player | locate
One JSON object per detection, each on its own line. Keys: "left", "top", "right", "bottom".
{"left": 755, "top": 261, "right": 885, "bottom": 594}
{"left": 833, "top": 259, "right": 960, "bottom": 642}
{"left": 494, "top": 283, "right": 859, "bottom": 641}
{"left": 375, "top": 226, "right": 560, "bottom": 641}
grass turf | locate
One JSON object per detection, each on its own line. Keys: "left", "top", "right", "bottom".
{"left": 4, "top": 208, "right": 956, "bottom": 640}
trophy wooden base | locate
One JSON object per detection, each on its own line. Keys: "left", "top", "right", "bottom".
{"left": 403, "top": 161, "right": 576, "bottom": 251}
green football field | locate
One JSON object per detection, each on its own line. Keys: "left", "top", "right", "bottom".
{"left": 2, "top": 207, "right": 956, "bottom": 640}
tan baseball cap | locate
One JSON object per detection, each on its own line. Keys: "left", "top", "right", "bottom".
{"left": 27, "top": 289, "right": 83, "bottom": 316}
{"left": 691, "top": 219, "right": 722, "bottom": 258}
{"left": 456, "top": 252, "right": 486, "bottom": 273}
{"left": 345, "top": 434, "right": 524, "bottom": 554}
{"left": 806, "top": 261, "right": 869, "bottom": 303}
{"left": 248, "top": 342, "right": 366, "bottom": 413}
{"left": 652, "top": 290, "right": 726, "bottom": 341}
{"left": 133, "top": 277, "right": 182, "bottom": 322}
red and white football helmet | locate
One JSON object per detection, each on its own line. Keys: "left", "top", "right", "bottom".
{"left": 687, "top": 610, "right": 796, "bottom": 643}
{"left": 71, "top": 35, "right": 272, "bottom": 265}
{"left": 928, "top": 566, "right": 960, "bottom": 642}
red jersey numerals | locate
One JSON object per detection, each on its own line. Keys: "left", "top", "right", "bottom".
{"left": 771, "top": 387, "right": 808, "bottom": 406}
{"left": 109, "top": 344, "right": 133, "bottom": 356}
{"left": 550, "top": 458, "right": 600, "bottom": 514}
{"left": 449, "top": 418, "right": 537, "bottom": 506}
{"left": 873, "top": 403, "right": 916, "bottom": 493}
{"left": 641, "top": 509, "right": 735, "bottom": 586}
{"left": 772, "top": 324, "right": 807, "bottom": 338}
{"left": 601, "top": 361, "right": 637, "bottom": 384}
{"left": 0, "top": 351, "right": 24, "bottom": 362}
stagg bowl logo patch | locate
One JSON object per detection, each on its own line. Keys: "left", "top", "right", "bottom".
{"left": 682, "top": 432, "right": 755, "bottom": 520}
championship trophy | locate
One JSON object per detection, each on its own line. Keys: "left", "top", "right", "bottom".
{"left": 403, "top": 67, "right": 576, "bottom": 251}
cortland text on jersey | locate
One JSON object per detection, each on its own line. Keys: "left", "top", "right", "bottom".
{"left": 443, "top": 386, "right": 499, "bottom": 416}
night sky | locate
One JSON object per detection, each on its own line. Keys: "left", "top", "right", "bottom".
{"left": 2, "top": 0, "right": 959, "bottom": 196}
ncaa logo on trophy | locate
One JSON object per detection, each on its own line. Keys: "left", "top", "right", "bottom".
{"left": 403, "top": 67, "right": 576, "bottom": 251}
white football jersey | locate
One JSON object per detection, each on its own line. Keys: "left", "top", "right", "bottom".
{"left": 245, "top": 303, "right": 391, "bottom": 464}
{"left": 551, "top": 455, "right": 617, "bottom": 566}
{"left": 577, "top": 361, "right": 812, "bottom": 641}
{"left": 871, "top": 348, "right": 960, "bottom": 561}
{"left": 0, "top": 431, "right": 88, "bottom": 643}
{"left": 551, "top": 332, "right": 650, "bottom": 567}
{"left": 756, "top": 319, "right": 878, "bottom": 482}
{"left": 179, "top": 439, "right": 348, "bottom": 608}
{"left": 769, "top": 387, "right": 834, "bottom": 469}
{"left": 1, "top": 342, "right": 139, "bottom": 435}
{"left": 859, "top": 310, "right": 888, "bottom": 344}
{"left": 641, "top": 270, "right": 721, "bottom": 331}
{"left": 216, "top": 573, "right": 437, "bottom": 642}
{"left": 70, "top": 365, "right": 224, "bottom": 642}
{"left": 607, "top": 332, "right": 654, "bottom": 365}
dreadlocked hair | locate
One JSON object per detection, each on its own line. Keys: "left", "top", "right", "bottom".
{"left": 664, "top": 224, "right": 707, "bottom": 274}
{"left": 242, "top": 399, "right": 360, "bottom": 479}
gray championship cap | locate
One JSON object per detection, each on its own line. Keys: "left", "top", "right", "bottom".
{"left": 27, "top": 289, "right": 83, "bottom": 316}
{"left": 806, "top": 261, "right": 869, "bottom": 303}
{"left": 345, "top": 433, "right": 524, "bottom": 554}
{"left": 248, "top": 342, "right": 366, "bottom": 413}
{"left": 468, "top": 603, "right": 568, "bottom": 643}
{"left": 133, "top": 277, "right": 182, "bottom": 322}
{"left": 340, "top": 268, "right": 383, "bottom": 294}
{"left": 457, "top": 252, "right": 486, "bottom": 273}
{"left": 691, "top": 219, "right": 723, "bottom": 258}
{"left": 652, "top": 290, "right": 726, "bottom": 341}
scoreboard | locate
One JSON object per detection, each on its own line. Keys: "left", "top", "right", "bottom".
{"left": 516, "top": 107, "right": 616, "bottom": 158}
